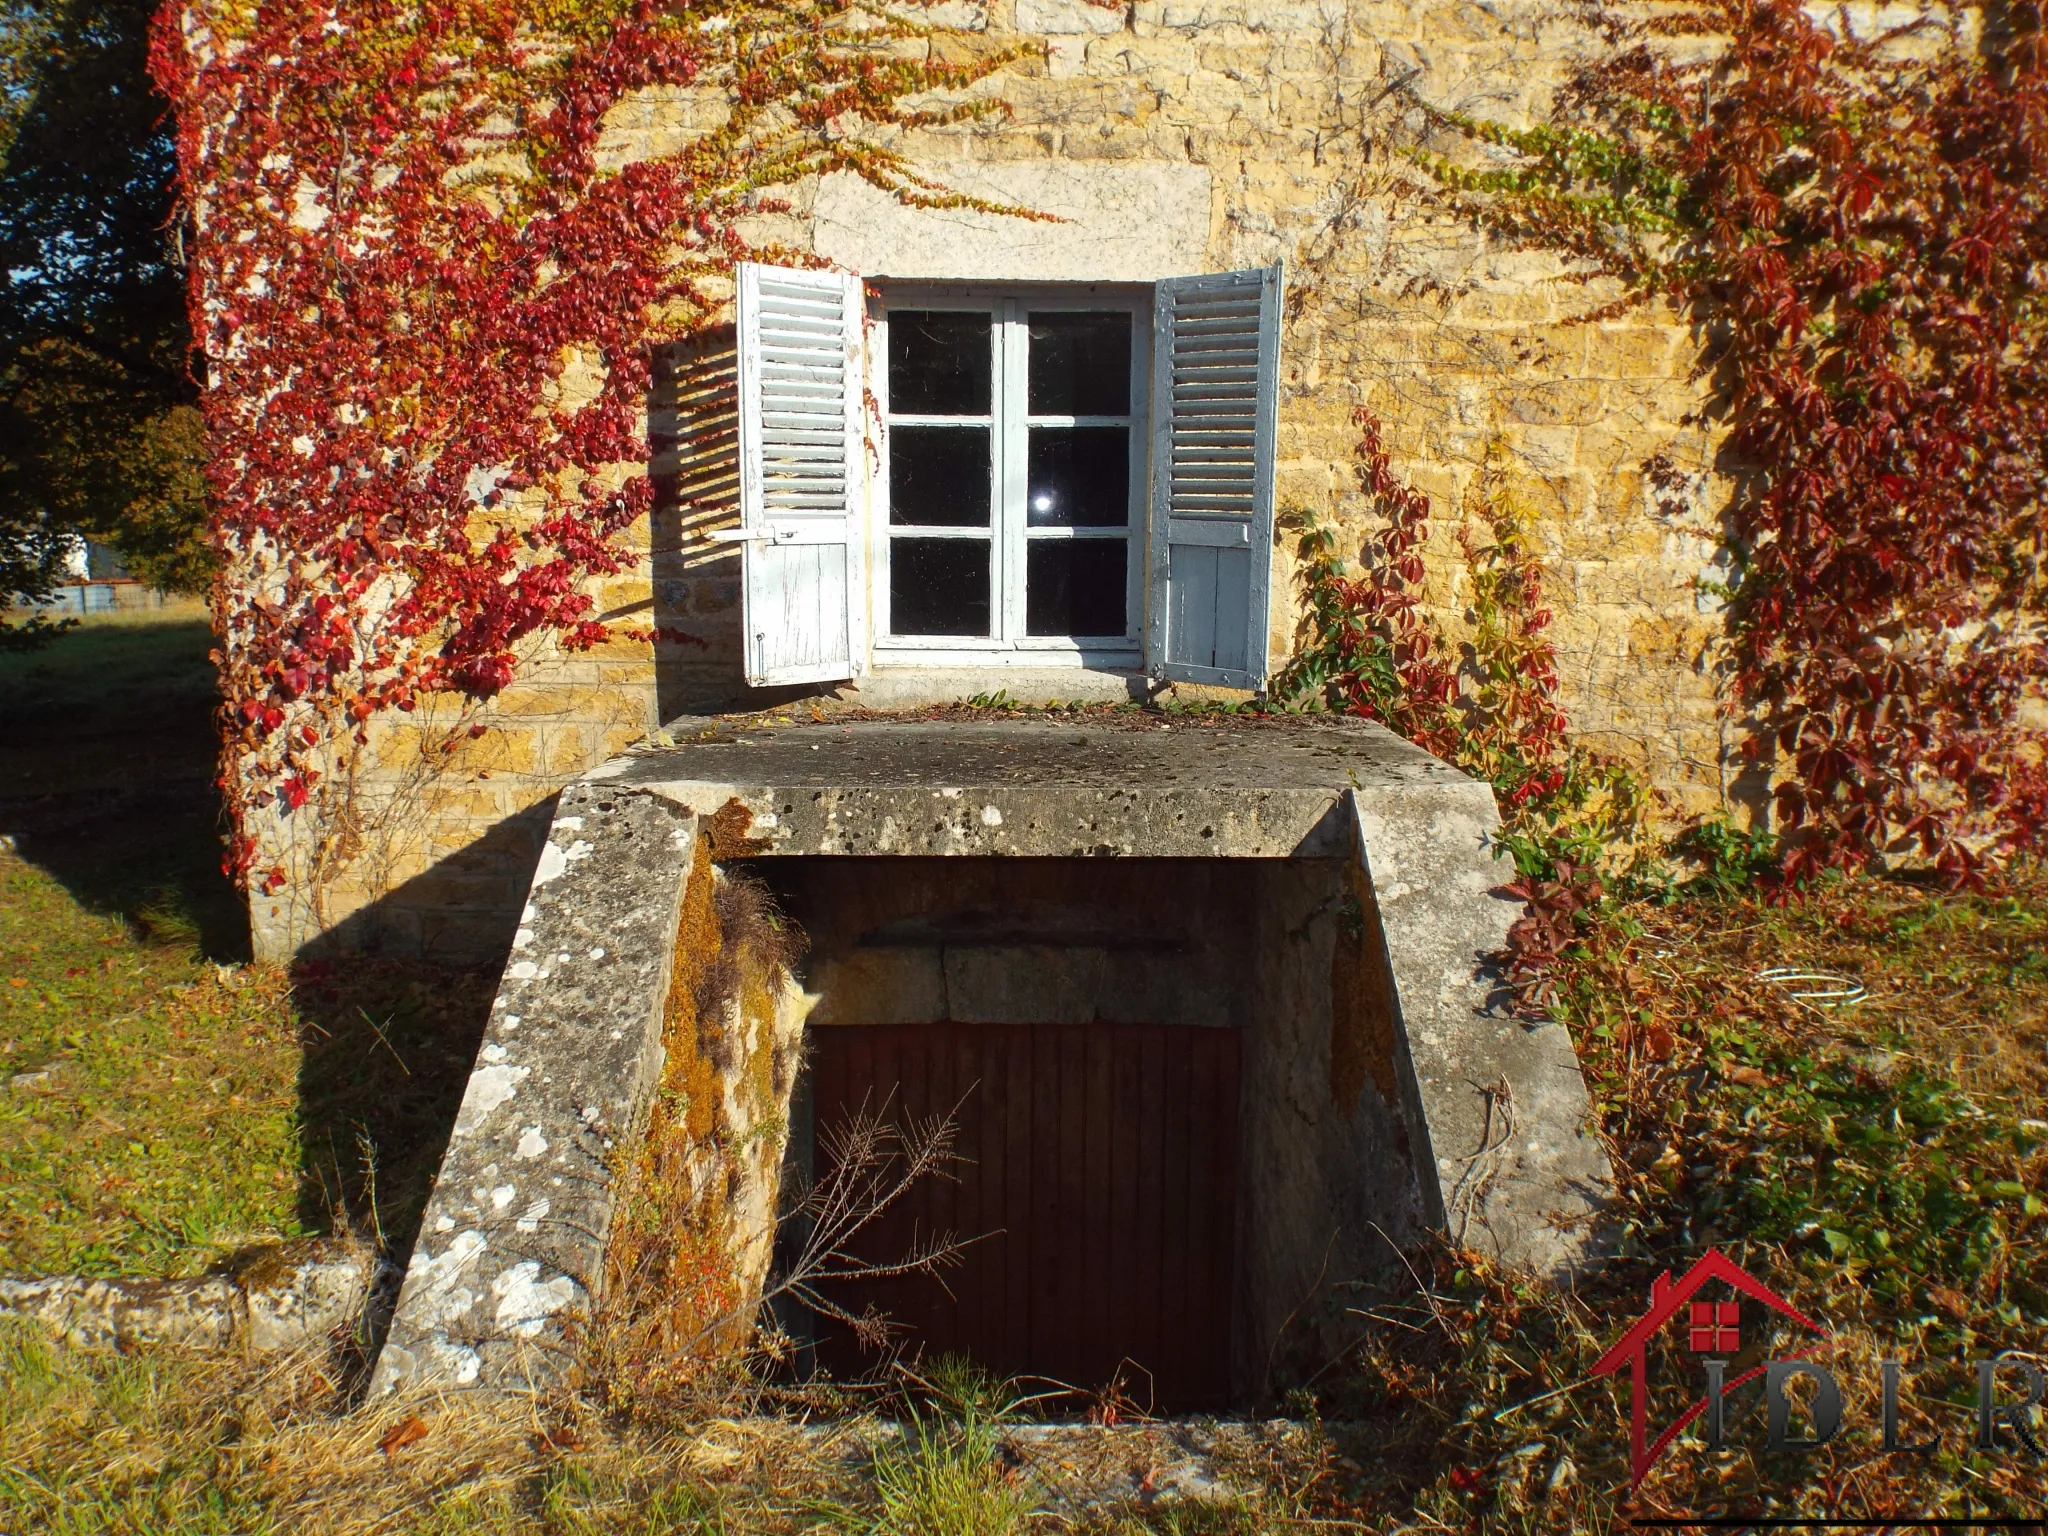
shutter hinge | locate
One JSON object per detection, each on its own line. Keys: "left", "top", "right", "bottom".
{"left": 707, "top": 527, "right": 798, "bottom": 545}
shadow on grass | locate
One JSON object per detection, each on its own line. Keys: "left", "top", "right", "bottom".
{"left": 0, "top": 615, "right": 248, "bottom": 960}
{"left": 289, "top": 956, "right": 498, "bottom": 1260}
{"left": 0, "top": 616, "right": 509, "bottom": 1267}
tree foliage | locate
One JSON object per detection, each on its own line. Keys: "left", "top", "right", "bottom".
{"left": 0, "top": 0, "right": 208, "bottom": 625}
{"left": 1419, "top": 0, "right": 2048, "bottom": 882}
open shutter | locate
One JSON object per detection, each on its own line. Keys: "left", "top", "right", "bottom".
{"left": 1145, "top": 265, "right": 1283, "bottom": 691}
{"left": 734, "top": 262, "right": 866, "bottom": 686}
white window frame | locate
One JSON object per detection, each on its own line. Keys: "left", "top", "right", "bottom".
{"left": 867, "top": 283, "right": 1152, "bottom": 671}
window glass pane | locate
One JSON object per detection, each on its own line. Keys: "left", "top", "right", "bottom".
{"left": 890, "top": 426, "right": 991, "bottom": 527}
{"left": 888, "top": 311, "right": 992, "bottom": 416}
{"left": 1026, "top": 540, "right": 1127, "bottom": 637}
{"left": 1027, "top": 426, "right": 1128, "bottom": 527}
{"left": 891, "top": 538, "right": 991, "bottom": 636}
{"left": 1027, "top": 312, "right": 1131, "bottom": 417}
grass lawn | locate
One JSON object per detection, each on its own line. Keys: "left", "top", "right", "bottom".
{"left": 0, "top": 856, "right": 305, "bottom": 1274}
{"left": 0, "top": 614, "right": 493, "bottom": 1278}
{"left": 1, "top": 617, "right": 2043, "bottom": 1532}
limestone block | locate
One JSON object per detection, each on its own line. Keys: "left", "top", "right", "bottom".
{"left": 1017, "top": 0, "right": 1129, "bottom": 32}
{"left": 1343, "top": 788, "right": 1609, "bottom": 1276}
{"left": 806, "top": 943, "right": 950, "bottom": 1024}
{"left": 897, "top": 0, "right": 989, "bottom": 27}
{"left": 594, "top": 85, "right": 732, "bottom": 173}
{"left": 812, "top": 160, "right": 1213, "bottom": 280}
{"left": 0, "top": 1244, "right": 381, "bottom": 1354}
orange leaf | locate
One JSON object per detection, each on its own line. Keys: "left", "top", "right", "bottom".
{"left": 379, "top": 1415, "right": 429, "bottom": 1457}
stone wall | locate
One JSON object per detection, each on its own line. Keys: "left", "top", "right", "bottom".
{"left": 258, "top": 0, "right": 1739, "bottom": 960}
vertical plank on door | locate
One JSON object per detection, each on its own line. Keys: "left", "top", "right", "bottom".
{"left": 1107, "top": 1024, "right": 1143, "bottom": 1396}
{"left": 1135, "top": 1023, "right": 1169, "bottom": 1397}
{"left": 1158, "top": 1025, "right": 1196, "bottom": 1403}
{"left": 1002, "top": 1023, "right": 1033, "bottom": 1375}
{"left": 1029, "top": 1022, "right": 1064, "bottom": 1382}
{"left": 953, "top": 1026, "right": 986, "bottom": 1363}
{"left": 1082, "top": 1023, "right": 1115, "bottom": 1388}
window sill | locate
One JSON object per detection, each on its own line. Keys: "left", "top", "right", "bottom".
{"left": 871, "top": 642, "right": 1142, "bottom": 671}
{"left": 843, "top": 665, "right": 1150, "bottom": 709}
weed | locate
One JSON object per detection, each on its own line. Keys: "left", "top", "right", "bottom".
{"left": 1319, "top": 862, "right": 2048, "bottom": 1528}
{"left": 134, "top": 886, "right": 206, "bottom": 950}
{"left": 867, "top": 1402, "right": 1029, "bottom": 1536}
{"left": 1671, "top": 814, "right": 1781, "bottom": 898}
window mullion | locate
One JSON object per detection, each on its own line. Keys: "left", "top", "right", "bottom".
{"left": 996, "top": 297, "right": 1028, "bottom": 646}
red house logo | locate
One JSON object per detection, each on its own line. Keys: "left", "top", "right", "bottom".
{"left": 1592, "top": 1249, "right": 1829, "bottom": 1486}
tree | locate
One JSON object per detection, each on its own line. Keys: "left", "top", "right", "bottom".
{"left": 0, "top": 0, "right": 207, "bottom": 640}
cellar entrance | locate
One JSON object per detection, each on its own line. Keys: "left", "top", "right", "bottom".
{"left": 758, "top": 852, "right": 1345, "bottom": 1413}
{"left": 372, "top": 717, "right": 1613, "bottom": 1402}
{"left": 808, "top": 1021, "right": 1241, "bottom": 1409}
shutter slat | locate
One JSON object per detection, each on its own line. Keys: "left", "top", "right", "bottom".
{"left": 1146, "top": 265, "right": 1282, "bottom": 691}
{"left": 1173, "top": 320, "right": 1261, "bottom": 336}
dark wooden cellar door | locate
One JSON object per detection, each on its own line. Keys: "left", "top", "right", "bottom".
{"left": 805, "top": 1021, "right": 1240, "bottom": 1411}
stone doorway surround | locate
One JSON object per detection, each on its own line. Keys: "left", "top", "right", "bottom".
{"left": 368, "top": 717, "right": 1612, "bottom": 1399}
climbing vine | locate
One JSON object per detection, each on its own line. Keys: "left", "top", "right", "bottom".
{"left": 148, "top": 0, "right": 1007, "bottom": 895}
{"left": 1278, "top": 410, "right": 1650, "bottom": 881}
{"left": 1415, "top": 0, "right": 2048, "bottom": 883}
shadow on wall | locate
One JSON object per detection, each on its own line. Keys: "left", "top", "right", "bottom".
{"left": 649, "top": 324, "right": 826, "bottom": 720}
{"left": 313, "top": 799, "right": 557, "bottom": 965}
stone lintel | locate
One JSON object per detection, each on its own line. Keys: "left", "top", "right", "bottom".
{"left": 812, "top": 162, "right": 1215, "bottom": 283}
{"left": 371, "top": 788, "right": 697, "bottom": 1395}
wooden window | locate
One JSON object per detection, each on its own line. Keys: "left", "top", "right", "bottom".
{"left": 730, "top": 264, "right": 1284, "bottom": 690}
{"left": 872, "top": 290, "right": 1149, "bottom": 669}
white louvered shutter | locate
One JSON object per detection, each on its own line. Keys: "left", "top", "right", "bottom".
{"left": 1145, "top": 266, "right": 1283, "bottom": 691}
{"left": 735, "top": 263, "right": 866, "bottom": 686}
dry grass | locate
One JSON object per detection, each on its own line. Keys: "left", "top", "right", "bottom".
{"left": 0, "top": 1329, "right": 1320, "bottom": 1534}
